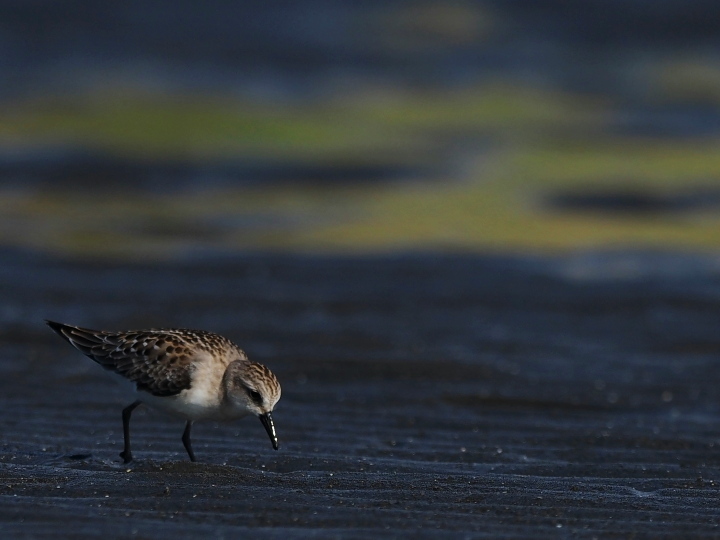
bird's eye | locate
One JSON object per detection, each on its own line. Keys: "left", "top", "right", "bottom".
{"left": 248, "top": 389, "right": 263, "bottom": 404}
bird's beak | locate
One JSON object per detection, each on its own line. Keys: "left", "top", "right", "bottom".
{"left": 258, "top": 412, "right": 278, "bottom": 450}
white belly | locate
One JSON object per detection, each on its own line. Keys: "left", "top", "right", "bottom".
{"left": 140, "top": 389, "right": 247, "bottom": 421}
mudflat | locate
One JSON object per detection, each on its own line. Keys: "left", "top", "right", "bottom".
{"left": 1, "top": 250, "right": 719, "bottom": 538}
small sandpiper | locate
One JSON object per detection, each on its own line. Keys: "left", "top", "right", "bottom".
{"left": 46, "top": 320, "right": 281, "bottom": 463}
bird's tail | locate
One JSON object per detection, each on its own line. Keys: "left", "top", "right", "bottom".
{"left": 45, "top": 320, "right": 107, "bottom": 358}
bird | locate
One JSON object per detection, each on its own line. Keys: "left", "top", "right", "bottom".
{"left": 45, "top": 320, "right": 281, "bottom": 463}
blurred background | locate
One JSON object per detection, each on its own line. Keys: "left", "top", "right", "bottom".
{"left": 1, "top": 0, "right": 720, "bottom": 259}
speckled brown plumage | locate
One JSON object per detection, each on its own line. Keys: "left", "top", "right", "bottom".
{"left": 46, "top": 321, "right": 248, "bottom": 397}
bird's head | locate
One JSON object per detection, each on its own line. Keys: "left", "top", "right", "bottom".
{"left": 224, "top": 360, "right": 281, "bottom": 449}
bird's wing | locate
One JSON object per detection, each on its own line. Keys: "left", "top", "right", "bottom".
{"left": 46, "top": 320, "right": 196, "bottom": 397}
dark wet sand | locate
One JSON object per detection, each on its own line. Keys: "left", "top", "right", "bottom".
{"left": 1, "top": 250, "right": 720, "bottom": 538}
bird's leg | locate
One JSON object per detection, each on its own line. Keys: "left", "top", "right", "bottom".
{"left": 182, "top": 420, "right": 196, "bottom": 462}
{"left": 119, "top": 400, "right": 141, "bottom": 463}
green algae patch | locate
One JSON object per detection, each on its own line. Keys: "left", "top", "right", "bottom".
{"left": 0, "top": 84, "right": 593, "bottom": 160}
{"left": 1, "top": 87, "right": 720, "bottom": 258}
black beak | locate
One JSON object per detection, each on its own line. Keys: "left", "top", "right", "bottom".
{"left": 258, "top": 412, "right": 278, "bottom": 450}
